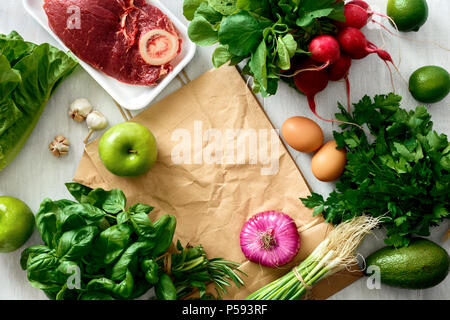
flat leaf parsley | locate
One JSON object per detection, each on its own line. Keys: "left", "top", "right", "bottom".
{"left": 301, "top": 93, "right": 449, "bottom": 247}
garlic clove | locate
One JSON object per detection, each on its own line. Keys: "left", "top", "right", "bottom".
{"left": 84, "top": 111, "right": 108, "bottom": 144}
{"left": 69, "top": 98, "right": 93, "bottom": 122}
{"left": 49, "top": 135, "right": 70, "bottom": 157}
{"left": 86, "top": 111, "right": 108, "bottom": 131}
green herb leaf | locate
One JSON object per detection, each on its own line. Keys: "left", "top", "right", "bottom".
{"left": 128, "top": 203, "right": 156, "bottom": 239}
{"left": 208, "top": 0, "right": 238, "bottom": 15}
{"left": 188, "top": 16, "right": 219, "bottom": 46}
{"left": 212, "top": 45, "right": 232, "bottom": 68}
{"left": 64, "top": 182, "right": 93, "bottom": 203}
{"left": 194, "top": 2, "right": 223, "bottom": 24}
{"left": 92, "top": 224, "right": 133, "bottom": 265}
{"left": 183, "top": 0, "right": 206, "bottom": 20}
{"left": 301, "top": 93, "right": 449, "bottom": 247}
{"left": 56, "top": 226, "right": 98, "bottom": 260}
{"left": 87, "top": 188, "right": 126, "bottom": 214}
{"left": 218, "top": 11, "right": 270, "bottom": 56}
{"left": 87, "top": 269, "right": 134, "bottom": 299}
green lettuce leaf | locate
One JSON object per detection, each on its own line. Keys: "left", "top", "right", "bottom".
{"left": 0, "top": 31, "right": 78, "bottom": 171}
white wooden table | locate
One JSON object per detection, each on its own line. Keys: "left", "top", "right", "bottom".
{"left": 0, "top": 0, "right": 448, "bottom": 300}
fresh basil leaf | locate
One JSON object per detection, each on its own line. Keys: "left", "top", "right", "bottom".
{"left": 62, "top": 203, "right": 106, "bottom": 225}
{"left": 87, "top": 269, "right": 134, "bottom": 299}
{"left": 87, "top": 188, "right": 126, "bottom": 214}
{"left": 130, "top": 212, "right": 155, "bottom": 239}
{"left": 152, "top": 215, "right": 177, "bottom": 257}
{"left": 141, "top": 259, "right": 159, "bottom": 285}
{"left": 128, "top": 203, "right": 155, "bottom": 239}
{"left": 129, "top": 203, "right": 154, "bottom": 215}
{"left": 116, "top": 211, "right": 129, "bottom": 224}
{"left": 20, "top": 245, "right": 51, "bottom": 270}
{"left": 56, "top": 206, "right": 87, "bottom": 234}
{"left": 188, "top": 16, "right": 219, "bottom": 46}
{"left": 64, "top": 182, "right": 93, "bottom": 203}
{"left": 56, "top": 226, "right": 98, "bottom": 260}
{"left": 92, "top": 224, "right": 133, "bottom": 265}
{"left": 111, "top": 241, "right": 155, "bottom": 281}
{"left": 56, "top": 260, "right": 79, "bottom": 276}
{"left": 25, "top": 251, "right": 64, "bottom": 290}
{"left": 183, "top": 0, "right": 206, "bottom": 20}
{"left": 212, "top": 45, "right": 232, "bottom": 68}
{"left": 218, "top": 11, "right": 270, "bottom": 56}
{"left": 35, "top": 198, "right": 60, "bottom": 249}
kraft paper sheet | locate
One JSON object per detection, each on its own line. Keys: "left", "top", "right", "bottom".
{"left": 73, "top": 66, "right": 362, "bottom": 300}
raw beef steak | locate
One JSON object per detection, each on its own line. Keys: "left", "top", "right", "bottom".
{"left": 44, "top": 0, "right": 182, "bottom": 85}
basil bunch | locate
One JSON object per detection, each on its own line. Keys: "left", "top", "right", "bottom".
{"left": 184, "top": 0, "right": 345, "bottom": 96}
{"left": 21, "top": 183, "right": 244, "bottom": 300}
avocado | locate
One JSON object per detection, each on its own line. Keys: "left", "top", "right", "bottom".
{"left": 365, "top": 238, "right": 449, "bottom": 289}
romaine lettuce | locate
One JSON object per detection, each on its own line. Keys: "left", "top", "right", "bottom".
{"left": 0, "top": 31, "right": 78, "bottom": 171}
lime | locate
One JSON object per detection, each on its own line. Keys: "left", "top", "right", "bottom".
{"left": 0, "top": 196, "right": 35, "bottom": 253}
{"left": 387, "top": 0, "right": 429, "bottom": 32}
{"left": 409, "top": 66, "right": 450, "bottom": 103}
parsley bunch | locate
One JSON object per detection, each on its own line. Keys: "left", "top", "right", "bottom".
{"left": 301, "top": 94, "right": 450, "bottom": 247}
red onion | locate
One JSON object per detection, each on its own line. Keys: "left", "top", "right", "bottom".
{"left": 240, "top": 211, "right": 301, "bottom": 267}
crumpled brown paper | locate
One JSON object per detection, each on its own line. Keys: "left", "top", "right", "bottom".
{"left": 73, "top": 65, "right": 362, "bottom": 300}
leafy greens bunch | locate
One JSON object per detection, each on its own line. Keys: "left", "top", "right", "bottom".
{"left": 0, "top": 31, "right": 78, "bottom": 171}
{"left": 183, "top": 0, "right": 344, "bottom": 96}
{"left": 21, "top": 183, "right": 244, "bottom": 300}
{"left": 301, "top": 94, "right": 450, "bottom": 247}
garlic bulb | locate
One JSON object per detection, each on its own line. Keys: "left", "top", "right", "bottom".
{"left": 84, "top": 111, "right": 108, "bottom": 144}
{"left": 69, "top": 98, "right": 93, "bottom": 122}
{"left": 49, "top": 135, "right": 70, "bottom": 157}
{"left": 86, "top": 111, "right": 108, "bottom": 131}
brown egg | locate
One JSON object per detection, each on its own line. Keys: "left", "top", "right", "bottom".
{"left": 281, "top": 116, "right": 324, "bottom": 153}
{"left": 311, "top": 140, "right": 347, "bottom": 182}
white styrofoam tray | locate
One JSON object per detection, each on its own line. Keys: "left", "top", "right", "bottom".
{"left": 23, "top": 0, "right": 196, "bottom": 111}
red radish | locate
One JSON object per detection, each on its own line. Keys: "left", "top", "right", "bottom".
{"left": 293, "top": 59, "right": 331, "bottom": 122}
{"left": 347, "top": 0, "right": 369, "bottom": 10}
{"left": 348, "top": 0, "right": 449, "bottom": 53}
{"left": 240, "top": 211, "right": 300, "bottom": 267}
{"left": 337, "top": 28, "right": 398, "bottom": 90}
{"left": 337, "top": 27, "right": 392, "bottom": 61}
{"left": 335, "top": 3, "right": 370, "bottom": 29}
{"left": 327, "top": 54, "right": 352, "bottom": 112}
{"left": 327, "top": 54, "right": 352, "bottom": 81}
{"left": 291, "top": 59, "right": 363, "bottom": 126}
{"left": 346, "top": 0, "right": 400, "bottom": 31}
{"left": 308, "top": 35, "right": 341, "bottom": 70}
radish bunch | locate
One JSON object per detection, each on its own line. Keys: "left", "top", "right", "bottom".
{"left": 292, "top": 0, "right": 397, "bottom": 122}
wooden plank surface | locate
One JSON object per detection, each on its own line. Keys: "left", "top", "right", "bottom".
{"left": 0, "top": 0, "right": 448, "bottom": 300}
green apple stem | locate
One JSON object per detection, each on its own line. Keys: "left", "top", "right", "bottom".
{"left": 128, "top": 149, "right": 138, "bottom": 154}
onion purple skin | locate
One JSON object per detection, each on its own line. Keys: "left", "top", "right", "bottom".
{"left": 240, "top": 211, "right": 301, "bottom": 267}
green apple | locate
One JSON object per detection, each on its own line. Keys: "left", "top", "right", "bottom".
{"left": 0, "top": 196, "right": 35, "bottom": 253}
{"left": 98, "top": 122, "right": 158, "bottom": 177}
